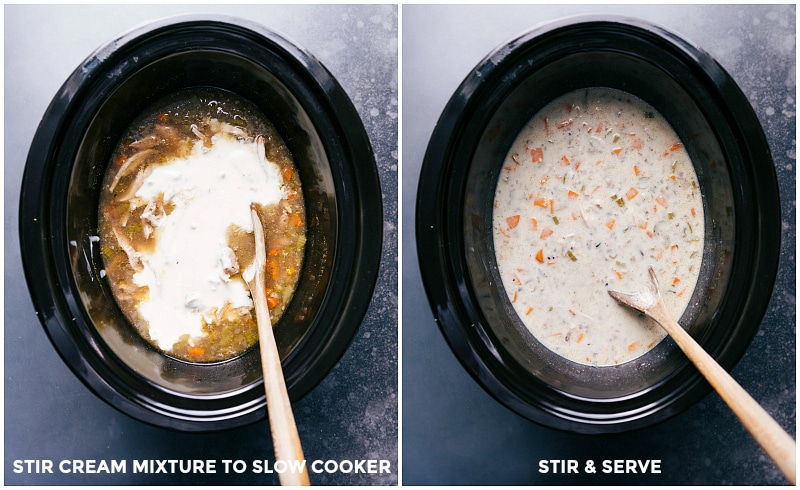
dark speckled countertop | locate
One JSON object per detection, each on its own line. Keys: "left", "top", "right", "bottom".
{"left": 5, "top": 4, "right": 397, "bottom": 486}
{"left": 402, "top": 4, "right": 795, "bottom": 486}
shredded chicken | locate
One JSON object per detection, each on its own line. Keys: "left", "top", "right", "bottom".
{"left": 116, "top": 166, "right": 153, "bottom": 202}
{"left": 109, "top": 149, "right": 156, "bottom": 192}
{"left": 112, "top": 226, "right": 142, "bottom": 271}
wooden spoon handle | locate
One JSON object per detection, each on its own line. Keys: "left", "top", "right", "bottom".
{"left": 251, "top": 208, "right": 310, "bottom": 486}
{"left": 648, "top": 304, "right": 796, "bottom": 484}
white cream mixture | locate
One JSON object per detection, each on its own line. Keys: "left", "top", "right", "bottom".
{"left": 132, "top": 133, "right": 284, "bottom": 350}
{"left": 493, "top": 88, "right": 704, "bottom": 366}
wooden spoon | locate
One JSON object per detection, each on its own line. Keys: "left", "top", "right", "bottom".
{"left": 244, "top": 205, "right": 311, "bottom": 486}
{"left": 608, "top": 266, "right": 796, "bottom": 484}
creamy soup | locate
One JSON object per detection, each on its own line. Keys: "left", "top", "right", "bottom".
{"left": 98, "top": 88, "right": 305, "bottom": 363}
{"left": 493, "top": 87, "right": 704, "bottom": 366}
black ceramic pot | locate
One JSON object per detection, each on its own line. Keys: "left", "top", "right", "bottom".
{"left": 416, "top": 15, "right": 780, "bottom": 434}
{"left": 19, "top": 15, "right": 383, "bottom": 431}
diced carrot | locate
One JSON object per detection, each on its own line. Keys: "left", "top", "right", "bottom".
{"left": 677, "top": 288, "right": 687, "bottom": 297}
{"left": 267, "top": 296, "right": 280, "bottom": 309}
{"left": 612, "top": 147, "right": 623, "bottom": 155}
{"left": 540, "top": 227, "right": 554, "bottom": 239}
{"left": 267, "top": 259, "right": 278, "bottom": 281}
{"left": 691, "top": 208, "right": 697, "bottom": 218}
{"left": 574, "top": 161, "right": 581, "bottom": 170}
{"left": 268, "top": 248, "right": 280, "bottom": 257}
{"left": 632, "top": 138, "right": 643, "bottom": 150}
{"left": 188, "top": 347, "right": 205, "bottom": 357}
{"left": 567, "top": 189, "right": 579, "bottom": 199}
{"left": 606, "top": 219, "right": 616, "bottom": 230}
{"left": 670, "top": 174, "right": 676, "bottom": 181}
{"left": 672, "top": 277, "right": 681, "bottom": 286}
{"left": 535, "top": 249, "right": 544, "bottom": 263}
{"left": 576, "top": 332, "right": 585, "bottom": 343}
{"left": 512, "top": 291, "right": 518, "bottom": 303}
{"left": 291, "top": 213, "right": 304, "bottom": 228}
{"left": 633, "top": 165, "right": 641, "bottom": 176}
{"left": 282, "top": 167, "right": 294, "bottom": 182}
{"left": 157, "top": 112, "right": 170, "bottom": 123}
{"left": 116, "top": 155, "right": 127, "bottom": 167}
{"left": 614, "top": 269, "right": 623, "bottom": 280}
{"left": 655, "top": 195, "right": 667, "bottom": 207}
{"left": 512, "top": 275, "right": 522, "bottom": 286}
{"left": 663, "top": 142, "right": 683, "bottom": 156}
{"left": 626, "top": 187, "right": 639, "bottom": 200}
{"left": 530, "top": 147, "right": 544, "bottom": 163}
{"left": 506, "top": 215, "right": 520, "bottom": 229}
{"left": 525, "top": 306, "right": 534, "bottom": 316}
{"left": 628, "top": 341, "right": 640, "bottom": 351}
{"left": 533, "top": 196, "right": 550, "bottom": 208}
{"left": 561, "top": 155, "right": 571, "bottom": 166}
{"left": 531, "top": 218, "right": 538, "bottom": 230}
{"left": 646, "top": 230, "right": 654, "bottom": 238}
{"left": 638, "top": 221, "right": 648, "bottom": 230}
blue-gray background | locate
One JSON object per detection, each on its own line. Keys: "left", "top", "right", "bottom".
{"left": 5, "top": 4, "right": 397, "bottom": 485}
{"left": 402, "top": 4, "right": 795, "bottom": 485}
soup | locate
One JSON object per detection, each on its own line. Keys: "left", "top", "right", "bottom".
{"left": 492, "top": 87, "right": 704, "bottom": 366}
{"left": 98, "top": 88, "right": 306, "bottom": 363}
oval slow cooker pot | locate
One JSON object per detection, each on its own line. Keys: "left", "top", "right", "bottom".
{"left": 19, "top": 15, "right": 383, "bottom": 431}
{"left": 416, "top": 15, "right": 780, "bottom": 434}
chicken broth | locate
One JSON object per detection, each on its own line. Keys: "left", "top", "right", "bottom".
{"left": 98, "top": 88, "right": 306, "bottom": 363}
{"left": 492, "top": 87, "right": 704, "bottom": 366}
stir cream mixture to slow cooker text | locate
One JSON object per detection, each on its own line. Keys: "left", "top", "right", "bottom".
{"left": 493, "top": 88, "right": 704, "bottom": 366}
